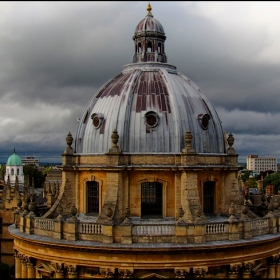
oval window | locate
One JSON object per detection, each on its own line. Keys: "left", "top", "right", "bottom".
{"left": 145, "top": 111, "right": 159, "bottom": 128}
{"left": 91, "top": 113, "right": 104, "bottom": 129}
{"left": 198, "top": 113, "right": 210, "bottom": 130}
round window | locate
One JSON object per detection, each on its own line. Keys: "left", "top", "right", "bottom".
{"left": 145, "top": 111, "right": 159, "bottom": 128}
{"left": 91, "top": 113, "right": 104, "bottom": 129}
{"left": 93, "top": 116, "right": 100, "bottom": 128}
{"left": 198, "top": 113, "right": 210, "bottom": 130}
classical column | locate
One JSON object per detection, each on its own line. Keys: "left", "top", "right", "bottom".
{"left": 100, "top": 267, "right": 115, "bottom": 278}
{"left": 228, "top": 263, "right": 242, "bottom": 279}
{"left": 66, "top": 264, "right": 78, "bottom": 278}
{"left": 193, "top": 266, "right": 208, "bottom": 278}
{"left": 118, "top": 268, "right": 134, "bottom": 278}
{"left": 26, "top": 257, "right": 35, "bottom": 278}
{"left": 267, "top": 255, "right": 277, "bottom": 279}
{"left": 54, "top": 263, "right": 64, "bottom": 278}
{"left": 276, "top": 254, "right": 280, "bottom": 279}
{"left": 174, "top": 267, "right": 190, "bottom": 278}
{"left": 21, "top": 256, "right": 28, "bottom": 279}
{"left": 14, "top": 251, "right": 21, "bottom": 279}
{"left": 242, "top": 261, "right": 254, "bottom": 279}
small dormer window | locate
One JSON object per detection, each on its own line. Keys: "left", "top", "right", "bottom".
{"left": 198, "top": 114, "right": 211, "bottom": 130}
{"left": 145, "top": 111, "right": 159, "bottom": 128}
{"left": 91, "top": 113, "right": 104, "bottom": 129}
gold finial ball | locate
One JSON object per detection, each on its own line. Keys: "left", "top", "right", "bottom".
{"left": 147, "top": 3, "right": 152, "bottom": 14}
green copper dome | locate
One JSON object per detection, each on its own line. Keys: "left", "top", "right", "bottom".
{"left": 6, "top": 149, "right": 23, "bottom": 165}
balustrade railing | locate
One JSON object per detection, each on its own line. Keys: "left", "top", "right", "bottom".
{"left": 79, "top": 223, "right": 102, "bottom": 234}
{"left": 205, "top": 223, "right": 228, "bottom": 234}
{"left": 133, "top": 225, "right": 174, "bottom": 236}
{"left": 34, "top": 218, "right": 54, "bottom": 231}
{"left": 251, "top": 218, "right": 268, "bottom": 230}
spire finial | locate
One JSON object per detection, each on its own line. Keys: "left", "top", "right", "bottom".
{"left": 147, "top": 2, "right": 152, "bottom": 15}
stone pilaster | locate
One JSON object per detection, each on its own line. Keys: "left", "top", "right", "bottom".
{"left": 181, "top": 171, "right": 202, "bottom": 223}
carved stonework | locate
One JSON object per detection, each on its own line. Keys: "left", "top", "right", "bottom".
{"left": 229, "top": 263, "right": 242, "bottom": 277}
{"left": 66, "top": 264, "right": 78, "bottom": 278}
{"left": 100, "top": 268, "right": 115, "bottom": 278}
{"left": 54, "top": 262, "right": 64, "bottom": 277}
{"left": 174, "top": 267, "right": 190, "bottom": 278}
{"left": 118, "top": 268, "right": 134, "bottom": 278}
{"left": 243, "top": 261, "right": 254, "bottom": 275}
{"left": 193, "top": 266, "right": 208, "bottom": 278}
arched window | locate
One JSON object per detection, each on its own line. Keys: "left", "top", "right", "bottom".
{"left": 158, "top": 42, "right": 162, "bottom": 53}
{"left": 203, "top": 181, "right": 215, "bottom": 214}
{"left": 138, "top": 43, "right": 142, "bottom": 53}
{"left": 17, "top": 168, "right": 19, "bottom": 175}
{"left": 141, "top": 182, "right": 162, "bottom": 217}
{"left": 87, "top": 181, "right": 99, "bottom": 215}
{"left": 11, "top": 168, "right": 14, "bottom": 176}
{"left": 147, "top": 41, "right": 152, "bottom": 52}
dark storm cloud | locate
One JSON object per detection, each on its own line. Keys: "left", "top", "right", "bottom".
{"left": 0, "top": 1, "right": 280, "bottom": 163}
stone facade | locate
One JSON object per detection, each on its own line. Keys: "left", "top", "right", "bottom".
{"left": 7, "top": 4, "right": 280, "bottom": 279}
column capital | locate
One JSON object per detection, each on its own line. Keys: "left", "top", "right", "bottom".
{"left": 100, "top": 267, "right": 115, "bottom": 278}
{"left": 118, "top": 268, "right": 134, "bottom": 278}
{"left": 193, "top": 266, "right": 208, "bottom": 278}
{"left": 65, "top": 264, "right": 78, "bottom": 278}
{"left": 174, "top": 267, "right": 190, "bottom": 278}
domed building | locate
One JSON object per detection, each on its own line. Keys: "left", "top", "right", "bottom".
{"left": 4, "top": 149, "right": 24, "bottom": 186}
{"left": 9, "top": 4, "right": 280, "bottom": 279}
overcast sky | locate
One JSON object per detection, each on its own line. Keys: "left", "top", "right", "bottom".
{"left": 0, "top": 1, "right": 280, "bottom": 164}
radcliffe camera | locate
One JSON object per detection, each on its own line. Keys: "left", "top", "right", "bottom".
{"left": 1, "top": 2, "right": 280, "bottom": 279}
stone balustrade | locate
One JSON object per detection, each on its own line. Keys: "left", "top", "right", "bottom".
{"left": 15, "top": 214, "right": 280, "bottom": 244}
{"left": 79, "top": 223, "right": 103, "bottom": 234}
{"left": 205, "top": 223, "right": 228, "bottom": 234}
{"left": 34, "top": 218, "right": 55, "bottom": 231}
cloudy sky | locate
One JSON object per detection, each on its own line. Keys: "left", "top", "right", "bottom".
{"left": 0, "top": 1, "right": 280, "bottom": 164}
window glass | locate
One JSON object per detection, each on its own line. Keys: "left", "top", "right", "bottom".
{"left": 141, "top": 182, "right": 162, "bottom": 217}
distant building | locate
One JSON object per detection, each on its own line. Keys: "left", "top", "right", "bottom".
{"left": 4, "top": 149, "right": 24, "bottom": 186}
{"left": 247, "top": 154, "right": 277, "bottom": 173}
{"left": 21, "top": 156, "right": 40, "bottom": 167}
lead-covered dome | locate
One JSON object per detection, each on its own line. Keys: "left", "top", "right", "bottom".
{"left": 74, "top": 6, "right": 226, "bottom": 155}
{"left": 6, "top": 149, "right": 22, "bottom": 165}
{"left": 134, "top": 3, "right": 165, "bottom": 35}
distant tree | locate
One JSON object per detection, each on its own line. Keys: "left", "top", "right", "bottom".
{"left": 23, "top": 164, "right": 46, "bottom": 188}
{"left": 245, "top": 177, "right": 258, "bottom": 189}
{"left": 241, "top": 171, "right": 250, "bottom": 182}
{"left": 0, "top": 261, "right": 10, "bottom": 278}
{"left": 263, "top": 172, "right": 280, "bottom": 194}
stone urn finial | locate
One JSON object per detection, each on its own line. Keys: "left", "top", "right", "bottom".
{"left": 111, "top": 129, "right": 119, "bottom": 148}
{"left": 70, "top": 204, "right": 77, "bottom": 220}
{"left": 228, "top": 202, "right": 237, "bottom": 222}
{"left": 106, "top": 206, "right": 113, "bottom": 221}
{"left": 64, "top": 132, "right": 74, "bottom": 155}
{"left": 227, "top": 132, "right": 234, "bottom": 150}
{"left": 123, "top": 205, "right": 131, "bottom": 224}
{"left": 185, "top": 130, "right": 193, "bottom": 148}
{"left": 183, "top": 130, "right": 196, "bottom": 153}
